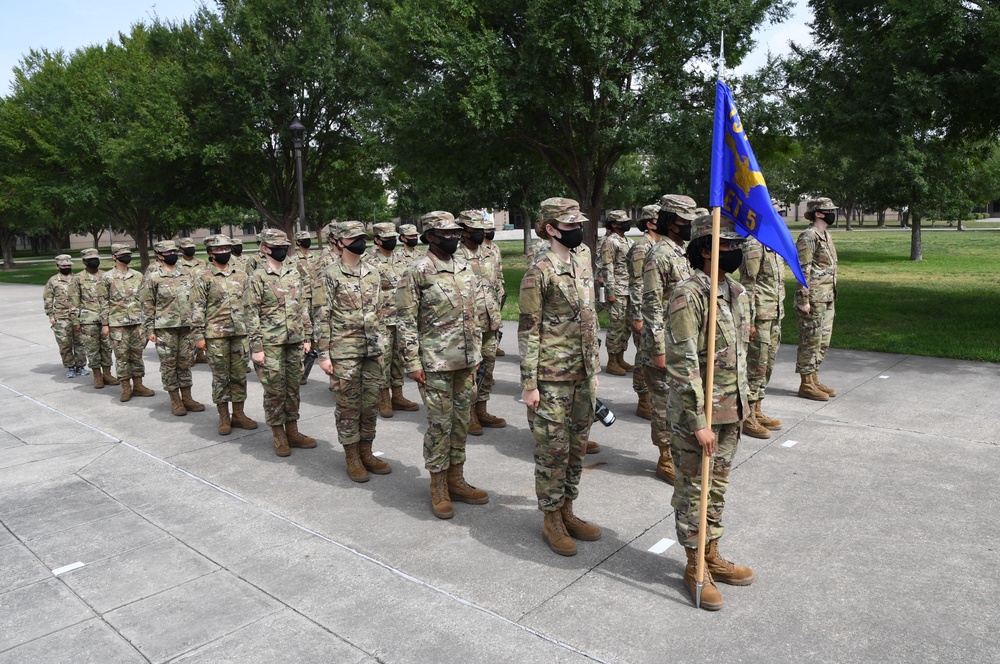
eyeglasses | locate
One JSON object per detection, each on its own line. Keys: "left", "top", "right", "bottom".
{"left": 436, "top": 230, "right": 462, "bottom": 239}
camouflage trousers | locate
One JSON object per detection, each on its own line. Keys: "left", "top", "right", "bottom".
{"left": 418, "top": 367, "right": 474, "bottom": 473}
{"left": 477, "top": 329, "right": 498, "bottom": 404}
{"left": 333, "top": 355, "right": 384, "bottom": 447}
{"left": 531, "top": 378, "right": 596, "bottom": 512}
{"left": 631, "top": 326, "right": 648, "bottom": 396}
{"left": 671, "top": 421, "right": 740, "bottom": 549}
{"left": 796, "top": 301, "right": 835, "bottom": 375}
{"left": 747, "top": 317, "right": 782, "bottom": 401}
{"left": 383, "top": 325, "right": 405, "bottom": 389}
{"left": 51, "top": 319, "right": 85, "bottom": 368}
{"left": 605, "top": 296, "right": 631, "bottom": 354}
{"left": 109, "top": 325, "right": 145, "bottom": 378}
{"left": 154, "top": 327, "right": 194, "bottom": 391}
{"left": 255, "top": 343, "right": 304, "bottom": 427}
{"left": 205, "top": 336, "right": 248, "bottom": 404}
{"left": 78, "top": 322, "right": 113, "bottom": 369}
{"left": 643, "top": 365, "right": 671, "bottom": 451}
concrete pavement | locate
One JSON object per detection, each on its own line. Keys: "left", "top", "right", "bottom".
{"left": 1, "top": 281, "right": 997, "bottom": 663}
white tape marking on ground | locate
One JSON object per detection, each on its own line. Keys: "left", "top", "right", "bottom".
{"left": 647, "top": 538, "right": 675, "bottom": 554}
{"left": 373, "top": 451, "right": 384, "bottom": 457}
{"left": 52, "top": 561, "right": 85, "bottom": 576}
{"left": 782, "top": 440, "right": 799, "bottom": 448}
{"left": 879, "top": 375, "right": 889, "bottom": 379}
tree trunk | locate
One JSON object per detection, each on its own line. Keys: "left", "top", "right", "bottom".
{"left": 957, "top": 218, "right": 964, "bottom": 231}
{"left": 134, "top": 216, "right": 151, "bottom": 272}
{"left": 1, "top": 231, "right": 14, "bottom": 269}
{"left": 877, "top": 209, "right": 886, "bottom": 228}
{"left": 909, "top": 214, "right": 922, "bottom": 261}
{"left": 521, "top": 207, "right": 532, "bottom": 255}
{"left": 843, "top": 203, "right": 853, "bottom": 231}
{"left": 901, "top": 209, "right": 910, "bottom": 228}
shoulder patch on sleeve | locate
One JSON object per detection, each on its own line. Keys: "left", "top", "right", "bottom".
{"left": 669, "top": 295, "right": 688, "bottom": 314}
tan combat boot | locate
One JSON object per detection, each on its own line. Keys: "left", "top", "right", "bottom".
{"left": 683, "top": 546, "right": 723, "bottom": 611}
{"left": 216, "top": 403, "right": 231, "bottom": 435}
{"left": 430, "top": 471, "right": 453, "bottom": 519}
{"left": 475, "top": 401, "right": 506, "bottom": 428}
{"left": 561, "top": 500, "right": 601, "bottom": 541}
{"left": 180, "top": 387, "right": 205, "bottom": 412}
{"left": 620, "top": 352, "right": 635, "bottom": 372}
{"left": 543, "top": 510, "right": 576, "bottom": 556}
{"left": 119, "top": 377, "right": 132, "bottom": 402}
{"left": 495, "top": 347, "right": 505, "bottom": 357}
{"left": 230, "top": 402, "right": 258, "bottom": 430}
{"left": 755, "top": 400, "right": 782, "bottom": 430}
{"left": 705, "top": 538, "right": 755, "bottom": 586}
{"left": 168, "top": 390, "right": 187, "bottom": 416}
{"left": 344, "top": 444, "right": 369, "bottom": 482}
{"left": 813, "top": 372, "right": 837, "bottom": 397}
{"left": 271, "top": 425, "right": 290, "bottom": 457}
{"left": 131, "top": 376, "right": 155, "bottom": 397}
{"left": 468, "top": 406, "right": 483, "bottom": 436}
{"left": 797, "top": 373, "right": 829, "bottom": 401}
{"left": 586, "top": 440, "right": 600, "bottom": 454}
{"left": 195, "top": 348, "right": 208, "bottom": 364}
{"left": 390, "top": 386, "right": 419, "bottom": 411}
{"left": 605, "top": 351, "right": 627, "bottom": 376}
{"left": 656, "top": 447, "right": 675, "bottom": 484}
{"left": 635, "top": 392, "right": 652, "bottom": 420}
{"left": 379, "top": 388, "right": 393, "bottom": 418}
{"left": 93, "top": 370, "right": 105, "bottom": 389}
{"left": 285, "top": 420, "right": 317, "bottom": 448}
{"left": 446, "top": 462, "right": 489, "bottom": 504}
{"left": 742, "top": 405, "right": 771, "bottom": 439}
{"left": 102, "top": 366, "right": 120, "bottom": 385}
{"left": 359, "top": 440, "right": 391, "bottom": 474}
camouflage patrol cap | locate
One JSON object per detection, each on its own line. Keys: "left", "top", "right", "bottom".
{"left": 420, "top": 211, "right": 461, "bottom": 231}
{"left": 324, "top": 222, "right": 341, "bottom": 240}
{"left": 204, "top": 234, "right": 233, "bottom": 248}
{"left": 659, "top": 194, "right": 698, "bottom": 221}
{"left": 373, "top": 222, "right": 399, "bottom": 238}
{"left": 294, "top": 231, "right": 311, "bottom": 241}
{"left": 55, "top": 254, "right": 73, "bottom": 266}
{"left": 398, "top": 224, "right": 418, "bottom": 236}
{"left": 232, "top": 238, "right": 243, "bottom": 246}
{"left": 255, "top": 233, "right": 262, "bottom": 242}
{"left": 260, "top": 229, "right": 290, "bottom": 246}
{"left": 339, "top": 221, "right": 369, "bottom": 239}
{"left": 178, "top": 237, "right": 196, "bottom": 249}
{"left": 691, "top": 213, "right": 745, "bottom": 242}
{"left": 806, "top": 197, "right": 837, "bottom": 213}
{"left": 607, "top": 209, "right": 630, "bottom": 223}
{"left": 111, "top": 244, "right": 132, "bottom": 256}
{"left": 640, "top": 204, "right": 660, "bottom": 221}
{"left": 80, "top": 248, "right": 99, "bottom": 259}
{"left": 458, "top": 209, "right": 489, "bottom": 229}
{"left": 694, "top": 207, "right": 709, "bottom": 217}
{"left": 153, "top": 240, "right": 177, "bottom": 253}
{"left": 539, "top": 197, "right": 583, "bottom": 223}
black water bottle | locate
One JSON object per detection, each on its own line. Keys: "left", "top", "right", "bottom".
{"left": 593, "top": 398, "right": 615, "bottom": 427}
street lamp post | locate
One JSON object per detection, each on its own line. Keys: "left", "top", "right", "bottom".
{"left": 289, "top": 116, "right": 306, "bottom": 234}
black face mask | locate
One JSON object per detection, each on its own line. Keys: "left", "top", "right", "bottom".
{"left": 116, "top": 254, "right": 132, "bottom": 265}
{"left": 345, "top": 238, "right": 367, "bottom": 255}
{"left": 162, "top": 254, "right": 179, "bottom": 266}
{"left": 267, "top": 246, "right": 288, "bottom": 262}
{"left": 675, "top": 223, "right": 692, "bottom": 242}
{"left": 718, "top": 249, "right": 744, "bottom": 274}
{"left": 298, "top": 239, "right": 312, "bottom": 250}
{"left": 58, "top": 267, "right": 72, "bottom": 275}
{"left": 213, "top": 252, "right": 232, "bottom": 265}
{"left": 467, "top": 230, "right": 485, "bottom": 246}
{"left": 484, "top": 231, "right": 495, "bottom": 241}
{"left": 434, "top": 235, "right": 460, "bottom": 256}
{"left": 554, "top": 227, "right": 583, "bottom": 250}
{"left": 403, "top": 237, "right": 418, "bottom": 248}
{"left": 616, "top": 222, "right": 632, "bottom": 233}
{"left": 182, "top": 247, "right": 196, "bottom": 257}
{"left": 84, "top": 258, "right": 100, "bottom": 270}
{"left": 379, "top": 237, "right": 397, "bottom": 252}
{"left": 817, "top": 210, "right": 835, "bottom": 224}
{"left": 231, "top": 246, "right": 243, "bottom": 256}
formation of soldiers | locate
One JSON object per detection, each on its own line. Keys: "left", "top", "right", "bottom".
{"left": 43, "top": 196, "right": 839, "bottom": 612}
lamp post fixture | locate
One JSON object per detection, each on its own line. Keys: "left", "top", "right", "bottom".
{"left": 289, "top": 116, "right": 306, "bottom": 233}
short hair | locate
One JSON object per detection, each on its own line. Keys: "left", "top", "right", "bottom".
{"left": 686, "top": 236, "right": 712, "bottom": 271}
{"left": 657, "top": 209, "right": 679, "bottom": 227}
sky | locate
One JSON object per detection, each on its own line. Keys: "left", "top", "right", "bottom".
{"left": 1, "top": 0, "right": 813, "bottom": 95}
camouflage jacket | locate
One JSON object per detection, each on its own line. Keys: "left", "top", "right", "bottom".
{"left": 518, "top": 246, "right": 600, "bottom": 389}
{"left": 43, "top": 274, "right": 74, "bottom": 319}
{"left": 229, "top": 255, "right": 250, "bottom": 274}
{"left": 641, "top": 236, "right": 691, "bottom": 359}
{"left": 481, "top": 242, "right": 505, "bottom": 302}
{"left": 315, "top": 259, "right": 386, "bottom": 361}
{"left": 626, "top": 233, "right": 655, "bottom": 323}
{"left": 396, "top": 244, "right": 423, "bottom": 267}
{"left": 364, "top": 249, "right": 404, "bottom": 326}
{"left": 70, "top": 270, "right": 105, "bottom": 325}
{"left": 665, "top": 271, "right": 750, "bottom": 430}
{"left": 740, "top": 236, "right": 785, "bottom": 321}
{"left": 457, "top": 243, "right": 502, "bottom": 331}
{"left": 396, "top": 251, "right": 482, "bottom": 373}
{"left": 141, "top": 265, "right": 195, "bottom": 336}
{"left": 796, "top": 226, "right": 838, "bottom": 306}
{"left": 101, "top": 267, "right": 145, "bottom": 327}
{"left": 244, "top": 260, "right": 312, "bottom": 352}
{"left": 180, "top": 256, "right": 205, "bottom": 271}
{"left": 244, "top": 252, "right": 265, "bottom": 275}
{"left": 191, "top": 264, "right": 249, "bottom": 340}
{"left": 598, "top": 232, "right": 633, "bottom": 298}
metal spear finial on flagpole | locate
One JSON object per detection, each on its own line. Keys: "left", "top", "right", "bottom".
{"left": 719, "top": 31, "right": 725, "bottom": 82}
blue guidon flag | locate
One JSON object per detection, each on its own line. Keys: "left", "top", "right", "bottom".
{"left": 709, "top": 80, "right": 807, "bottom": 286}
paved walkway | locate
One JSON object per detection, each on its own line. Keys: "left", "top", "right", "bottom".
{"left": 0, "top": 282, "right": 997, "bottom": 663}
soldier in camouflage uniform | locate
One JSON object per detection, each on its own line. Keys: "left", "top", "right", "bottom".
{"left": 666, "top": 214, "right": 755, "bottom": 611}
{"left": 71, "top": 248, "right": 119, "bottom": 388}
{"left": 316, "top": 221, "right": 391, "bottom": 482}
{"left": 396, "top": 223, "right": 423, "bottom": 266}
{"left": 100, "top": 244, "right": 155, "bottom": 401}
{"left": 244, "top": 233, "right": 266, "bottom": 274}
{"left": 289, "top": 230, "right": 319, "bottom": 386}
{"left": 740, "top": 234, "right": 786, "bottom": 438}
{"left": 796, "top": 198, "right": 839, "bottom": 401}
{"left": 191, "top": 235, "right": 259, "bottom": 436}
{"left": 641, "top": 194, "right": 697, "bottom": 484}
{"left": 141, "top": 241, "right": 205, "bottom": 416}
{"left": 44, "top": 255, "right": 87, "bottom": 378}
{"left": 245, "top": 229, "right": 317, "bottom": 457}
{"left": 229, "top": 238, "right": 248, "bottom": 272}
{"left": 397, "top": 211, "right": 487, "bottom": 519}
{"left": 176, "top": 237, "right": 209, "bottom": 365}
{"left": 457, "top": 209, "right": 506, "bottom": 433}
{"left": 364, "top": 222, "right": 407, "bottom": 417}
{"left": 626, "top": 205, "right": 659, "bottom": 419}
{"left": 480, "top": 219, "right": 506, "bottom": 357}
{"left": 310, "top": 223, "right": 345, "bottom": 393}
{"left": 519, "top": 197, "right": 602, "bottom": 557}
{"left": 599, "top": 210, "right": 635, "bottom": 376}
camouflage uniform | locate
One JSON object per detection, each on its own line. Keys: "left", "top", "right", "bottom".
{"left": 741, "top": 235, "right": 785, "bottom": 401}
{"left": 396, "top": 223, "right": 423, "bottom": 267}
{"left": 796, "top": 199, "right": 838, "bottom": 376}
{"left": 245, "top": 230, "right": 313, "bottom": 427}
{"left": 71, "top": 249, "right": 114, "bottom": 373}
{"left": 43, "top": 256, "right": 85, "bottom": 371}
{"left": 365, "top": 223, "right": 405, "bottom": 392}
{"left": 626, "top": 205, "right": 660, "bottom": 400}
{"left": 101, "top": 245, "right": 147, "bottom": 381}
{"left": 519, "top": 200, "right": 600, "bottom": 513}
{"left": 396, "top": 213, "right": 482, "bottom": 474}
{"left": 457, "top": 210, "right": 503, "bottom": 408}
{"left": 141, "top": 242, "right": 197, "bottom": 392}
{"left": 178, "top": 237, "right": 206, "bottom": 271}
{"left": 598, "top": 211, "right": 634, "bottom": 356}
